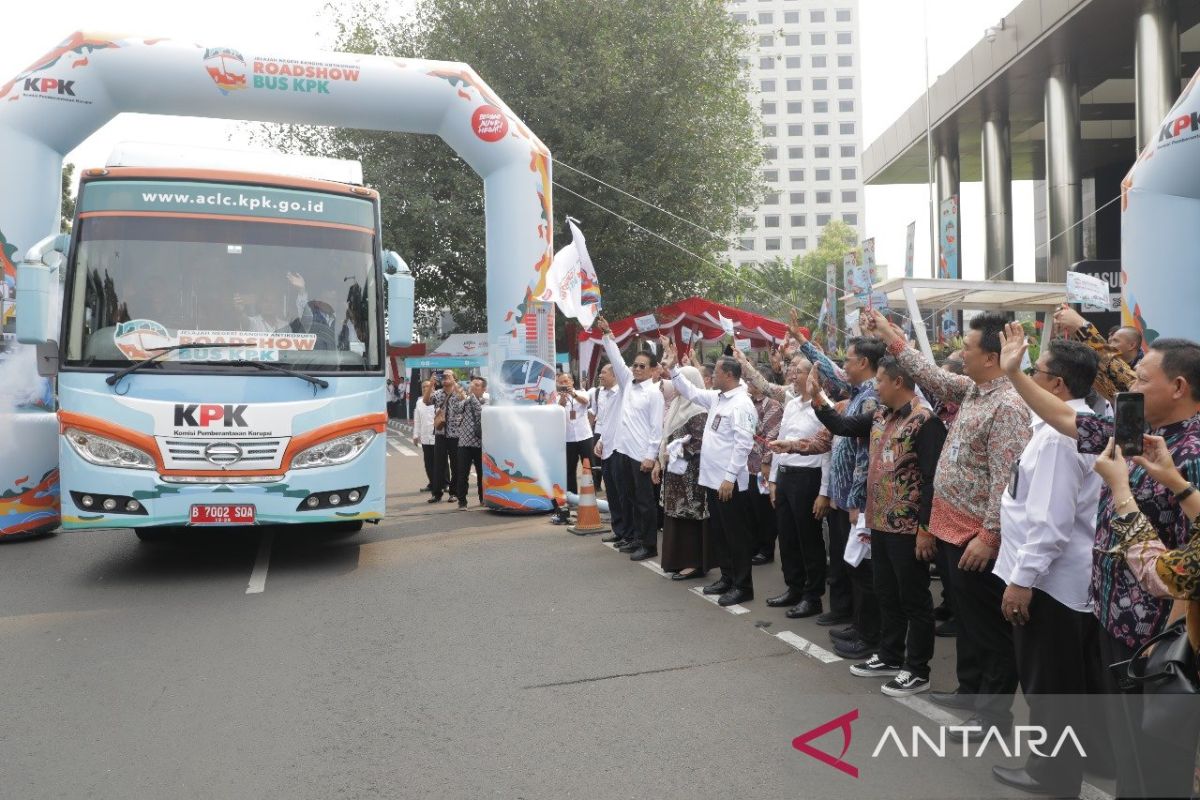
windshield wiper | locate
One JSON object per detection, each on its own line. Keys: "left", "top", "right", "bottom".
{"left": 105, "top": 343, "right": 252, "bottom": 386}
{"left": 223, "top": 359, "right": 329, "bottom": 390}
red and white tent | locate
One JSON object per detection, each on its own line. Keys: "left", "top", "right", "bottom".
{"left": 576, "top": 297, "right": 791, "bottom": 382}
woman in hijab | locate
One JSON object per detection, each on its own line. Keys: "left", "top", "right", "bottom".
{"left": 653, "top": 365, "right": 713, "bottom": 580}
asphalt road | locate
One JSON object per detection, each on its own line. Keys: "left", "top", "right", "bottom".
{"left": 0, "top": 427, "right": 1116, "bottom": 800}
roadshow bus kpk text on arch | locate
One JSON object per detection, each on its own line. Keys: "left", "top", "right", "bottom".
{"left": 16, "top": 145, "right": 414, "bottom": 537}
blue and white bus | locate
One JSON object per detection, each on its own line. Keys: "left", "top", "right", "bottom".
{"left": 16, "top": 145, "right": 413, "bottom": 538}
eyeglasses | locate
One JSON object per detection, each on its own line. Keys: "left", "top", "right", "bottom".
{"left": 632, "top": 363, "right": 650, "bottom": 370}
{"left": 1023, "top": 366, "right": 1060, "bottom": 379}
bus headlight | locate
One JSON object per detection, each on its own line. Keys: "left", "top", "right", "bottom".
{"left": 291, "top": 430, "right": 376, "bottom": 469}
{"left": 64, "top": 428, "right": 156, "bottom": 470}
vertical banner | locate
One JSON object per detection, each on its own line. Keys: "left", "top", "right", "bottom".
{"left": 905, "top": 221, "right": 916, "bottom": 278}
{"left": 825, "top": 262, "right": 838, "bottom": 349}
{"left": 938, "top": 196, "right": 959, "bottom": 279}
{"left": 861, "top": 237, "right": 878, "bottom": 288}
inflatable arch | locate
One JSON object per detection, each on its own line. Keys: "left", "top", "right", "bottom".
{"left": 1123, "top": 69, "right": 1200, "bottom": 343}
{"left": 0, "top": 32, "right": 566, "bottom": 533}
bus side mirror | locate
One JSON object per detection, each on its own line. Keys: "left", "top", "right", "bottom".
{"left": 384, "top": 250, "right": 414, "bottom": 348}
{"left": 15, "top": 233, "right": 68, "bottom": 346}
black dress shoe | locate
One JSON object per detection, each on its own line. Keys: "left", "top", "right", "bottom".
{"left": 629, "top": 547, "right": 658, "bottom": 561}
{"left": 833, "top": 638, "right": 876, "bottom": 659}
{"left": 750, "top": 553, "right": 774, "bottom": 565}
{"left": 618, "top": 541, "right": 640, "bottom": 553}
{"left": 427, "top": 495, "right": 442, "bottom": 504}
{"left": 670, "top": 569, "right": 705, "bottom": 581}
{"left": 786, "top": 599, "right": 823, "bottom": 619}
{"left": 927, "top": 690, "right": 977, "bottom": 710}
{"left": 815, "top": 610, "right": 853, "bottom": 626}
{"left": 935, "top": 618, "right": 959, "bottom": 637}
{"left": 420, "top": 484, "right": 433, "bottom": 492}
{"left": 457, "top": 501, "right": 467, "bottom": 509}
{"left": 718, "top": 589, "right": 752, "bottom": 606}
{"left": 933, "top": 604, "right": 953, "bottom": 622}
{"left": 946, "top": 716, "right": 1010, "bottom": 745}
{"left": 766, "top": 591, "right": 804, "bottom": 608}
{"left": 702, "top": 579, "right": 732, "bottom": 595}
{"left": 990, "top": 766, "right": 1073, "bottom": 797}
{"left": 601, "top": 533, "right": 622, "bottom": 543}
{"left": 829, "top": 625, "right": 860, "bottom": 643}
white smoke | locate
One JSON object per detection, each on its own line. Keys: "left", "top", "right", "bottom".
{"left": 0, "top": 343, "right": 48, "bottom": 460}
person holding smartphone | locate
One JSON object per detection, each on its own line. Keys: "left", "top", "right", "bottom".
{"left": 999, "top": 322, "right": 1200, "bottom": 800}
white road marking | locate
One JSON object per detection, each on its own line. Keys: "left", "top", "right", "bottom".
{"left": 639, "top": 559, "right": 668, "bottom": 577}
{"left": 774, "top": 630, "right": 842, "bottom": 664}
{"left": 386, "top": 435, "right": 419, "bottom": 457}
{"left": 246, "top": 529, "right": 274, "bottom": 595}
{"left": 688, "top": 586, "right": 750, "bottom": 616}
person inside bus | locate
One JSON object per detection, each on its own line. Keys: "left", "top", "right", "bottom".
{"left": 234, "top": 270, "right": 307, "bottom": 332}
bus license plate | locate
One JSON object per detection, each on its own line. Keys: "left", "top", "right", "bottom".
{"left": 189, "top": 504, "right": 256, "bottom": 525}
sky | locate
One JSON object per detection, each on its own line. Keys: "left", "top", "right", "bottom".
{"left": 3, "top": 0, "right": 1030, "bottom": 282}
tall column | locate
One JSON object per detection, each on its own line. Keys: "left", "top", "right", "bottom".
{"left": 982, "top": 98, "right": 1014, "bottom": 280}
{"left": 1135, "top": 0, "right": 1180, "bottom": 153}
{"left": 1044, "top": 61, "right": 1082, "bottom": 283}
{"left": 935, "top": 136, "right": 959, "bottom": 279}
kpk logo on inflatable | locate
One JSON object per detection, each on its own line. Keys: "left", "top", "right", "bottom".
{"left": 472, "top": 105, "right": 509, "bottom": 142}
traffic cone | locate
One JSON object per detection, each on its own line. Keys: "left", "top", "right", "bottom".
{"left": 568, "top": 457, "right": 610, "bottom": 536}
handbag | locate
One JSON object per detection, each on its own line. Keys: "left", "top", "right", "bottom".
{"left": 1114, "top": 617, "right": 1200, "bottom": 743}
{"left": 434, "top": 409, "right": 446, "bottom": 431}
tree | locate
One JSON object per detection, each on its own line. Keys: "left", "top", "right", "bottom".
{"left": 61, "top": 163, "right": 76, "bottom": 233}
{"left": 256, "top": 0, "right": 762, "bottom": 337}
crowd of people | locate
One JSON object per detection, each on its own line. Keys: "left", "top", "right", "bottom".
{"left": 562, "top": 305, "right": 1200, "bottom": 800}
{"left": 411, "top": 371, "right": 488, "bottom": 509}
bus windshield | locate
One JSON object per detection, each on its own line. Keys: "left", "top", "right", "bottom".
{"left": 64, "top": 214, "right": 381, "bottom": 372}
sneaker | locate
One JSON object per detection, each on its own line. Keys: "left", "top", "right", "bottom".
{"left": 849, "top": 655, "right": 901, "bottom": 678}
{"left": 881, "top": 671, "right": 930, "bottom": 697}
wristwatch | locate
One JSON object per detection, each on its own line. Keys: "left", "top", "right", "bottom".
{"left": 1175, "top": 484, "right": 1196, "bottom": 502}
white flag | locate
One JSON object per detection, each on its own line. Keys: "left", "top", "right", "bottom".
{"left": 716, "top": 312, "right": 735, "bottom": 337}
{"left": 539, "top": 218, "right": 602, "bottom": 328}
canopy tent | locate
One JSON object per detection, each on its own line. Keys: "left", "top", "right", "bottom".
{"left": 408, "top": 333, "right": 568, "bottom": 370}
{"left": 842, "top": 278, "right": 1068, "bottom": 361}
{"left": 576, "top": 297, "right": 788, "bottom": 381}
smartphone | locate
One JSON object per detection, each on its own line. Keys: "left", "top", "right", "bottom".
{"left": 1113, "top": 392, "right": 1145, "bottom": 457}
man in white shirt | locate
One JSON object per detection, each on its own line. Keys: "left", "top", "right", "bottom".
{"left": 766, "top": 358, "right": 834, "bottom": 617}
{"left": 990, "top": 338, "right": 1104, "bottom": 798}
{"left": 411, "top": 380, "right": 437, "bottom": 492}
{"left": 590, "top": 364, "right": 620, "bottom": 500}
{"left": 596, "top": 317, "right": 664, "bottom": 561}
{"left": 556, "top": 372, "right": 595, "bottom": 496}
{"left": 663, "top": 339, "right": 759, "bottom": 606}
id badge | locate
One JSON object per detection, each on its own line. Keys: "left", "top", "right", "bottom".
{"left": 947, "top": 439, "right": 961, "bottom": 463}
{"left": 711, "top": 414, "right": 723, "bottom": 432}
{"left": 1008, "top": 458, "right": 1020, "bottom": 499}
{"left": 570, "top": 409, "right": 577, "bottom": 421}
{"left": 881, "top": 449, "right": 895, "bottom": 468}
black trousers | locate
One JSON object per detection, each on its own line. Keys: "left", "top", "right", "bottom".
{"left": 828, "top": 509, "right": 879, "bottom": 640}
{"left": 941, "top": 539, "right": 1017, "bottom": 724}
{"left": 565, "top": 438, "right": 595, "bottom": 495}
{"left": 1096, "top": 619, "right": 1196, "bottom": 799}
{"left": 455, "top": 445, "right": 483, "bottom": 503}
{"left": 601, "top": 455, "right": 626, "bottom": 539}
{"left": 825, "top": 509, "right": 854, "bottom": 617}
{"left": 749, "top": 489, "right": 777, "bottom": 559}
{"left": 706, "top": 485, "right": 754, "bottom": 594}
{"left": 421, "top": 443, "right": 436, "bottom": 488}
{"left": 432, "top": 434, "right": 457, "bottom": 499}
{"left": 1013, "top": 590, "right": 1105, "bottom": 795}
{"left": 871, "top": 530, "right": 935, "bottom": 678}
{"left": 935, "top": 537, "right": 977, "bottom": 687}
{"left": 774, "top": 468, "right": 826, "bottom": 601}
{"left": 612, "top": 451, "right": 656, "bottom": 549}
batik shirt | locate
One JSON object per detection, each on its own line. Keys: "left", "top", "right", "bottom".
{"left": 801, "top": 341, "right": 877, "bottom": 510}
{"left": 891, "top": 341, "right": 1031, "bottom": 549}
{"left": 1077, "top": 412, "right": 1200, "bottom": 647}
{"left": 749, "top": 394, "right": 783, "bottom": 476}
{"left": 453, "top": 393, "right": 484, "bottom": 449}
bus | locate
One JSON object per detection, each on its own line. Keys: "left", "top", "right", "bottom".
{"left": 15, "top": 144, "right": 413, "bottom": 538}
